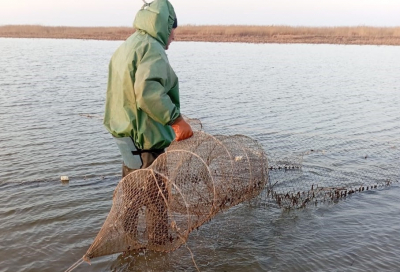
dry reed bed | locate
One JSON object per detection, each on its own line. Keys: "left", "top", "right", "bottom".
{"left": 1, "top": 25, "right": 400, "bottom": 45}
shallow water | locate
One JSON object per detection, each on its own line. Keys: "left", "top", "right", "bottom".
{"left": 0, "top": 38, "right": 399, "bottom": 271}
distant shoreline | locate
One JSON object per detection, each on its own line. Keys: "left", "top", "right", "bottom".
{"left": 1, "top": 25, "right": 400, "bottom": 46}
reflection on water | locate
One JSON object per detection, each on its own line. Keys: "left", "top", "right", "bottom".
{"left": 0, "top": 38, "right": 399, "bottom": 271}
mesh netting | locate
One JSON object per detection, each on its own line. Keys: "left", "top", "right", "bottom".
{"left": 76, "top": 117, "right": 399, "bottom": 266}
{"left": 266, "top": 147, "right": 399, "bottom": 209}
{"left": 83, "top": 130, "right": 268, "bottom": 261}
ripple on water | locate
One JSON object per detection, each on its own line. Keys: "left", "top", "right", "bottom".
{"left": 0, "top": 39, "right": 399, "bottom": 271}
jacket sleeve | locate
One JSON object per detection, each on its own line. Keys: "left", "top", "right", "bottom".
{"left": 134, "top": 44, "right": 180, "bottom": 126}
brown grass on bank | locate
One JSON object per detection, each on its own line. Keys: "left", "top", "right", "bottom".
{"left": 0, "top": 25, "right": 134, "bottom": 40}
{"left": 1, "top": 25, "right": 400, "bottom": 45}
{"left": 176, "top": 25, "right": 400, "bottom": 45}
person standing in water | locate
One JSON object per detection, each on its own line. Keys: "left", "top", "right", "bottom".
{"left": 103, "top": 0, "right": 193, "bottom": 177}
{"left": 103, "top": 0, "right": 193, "bottom": 246}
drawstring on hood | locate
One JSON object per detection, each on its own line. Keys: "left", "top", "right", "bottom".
{"left": 142, "top": 0, "right": 150, "bottom": 9}
{"left": 141, "top": 0, "right": 151, "bottom": 9}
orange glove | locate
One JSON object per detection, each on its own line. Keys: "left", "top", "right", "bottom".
{"left": 171, "top": 116, "right": 193, "bottom": 141}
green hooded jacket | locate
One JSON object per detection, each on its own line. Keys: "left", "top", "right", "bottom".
{"left": 103, "top": 0, "right": 180, "bottom": 150}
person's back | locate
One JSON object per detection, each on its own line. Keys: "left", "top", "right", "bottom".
{"left": 104, "top": 0, "right": 193, "bottom": 175}
{"left": 102, "top": 0, "right": 193, "bottom": 245}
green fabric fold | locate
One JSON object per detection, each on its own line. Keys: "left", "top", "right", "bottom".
{"left": 104, "top": 0, "right": 179, "bottom": 150}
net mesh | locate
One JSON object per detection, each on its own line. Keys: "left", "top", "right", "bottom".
{"left": 83, "top": 129, "right": 268, "bottom": 261}
{"left": 266, "top": 146, "right": 399, "bottom": 209}
{"left": 82, "top": 117, "right": 399, "bottom": 263}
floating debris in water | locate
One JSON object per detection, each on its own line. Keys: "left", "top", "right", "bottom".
{"left": 60, "top": 176, "right": 69, "bottom": 183}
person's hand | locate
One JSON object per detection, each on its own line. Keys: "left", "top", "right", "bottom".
{"left": 171, "top": 116, "right": 193, "bottom": 141}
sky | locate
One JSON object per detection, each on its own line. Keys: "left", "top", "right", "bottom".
{"left": 0, "top": 0, "right": 399, "bottom": 27}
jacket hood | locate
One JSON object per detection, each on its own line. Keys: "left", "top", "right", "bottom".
{"left": 133, "top": 0, "right": 177, "bottom": 48}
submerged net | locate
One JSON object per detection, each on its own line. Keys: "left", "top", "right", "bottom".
{"left": 266, "top": 147, "right": 399, "bottom": 209}
{"left": 83, "top": 130, "right": 268, "bottom": 261}
{"left": 79, "top": 117, "right": 399, "bottom": 264}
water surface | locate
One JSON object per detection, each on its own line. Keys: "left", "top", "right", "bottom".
{"left": 0, "top": 38, "right": 399, "bottom": 271}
